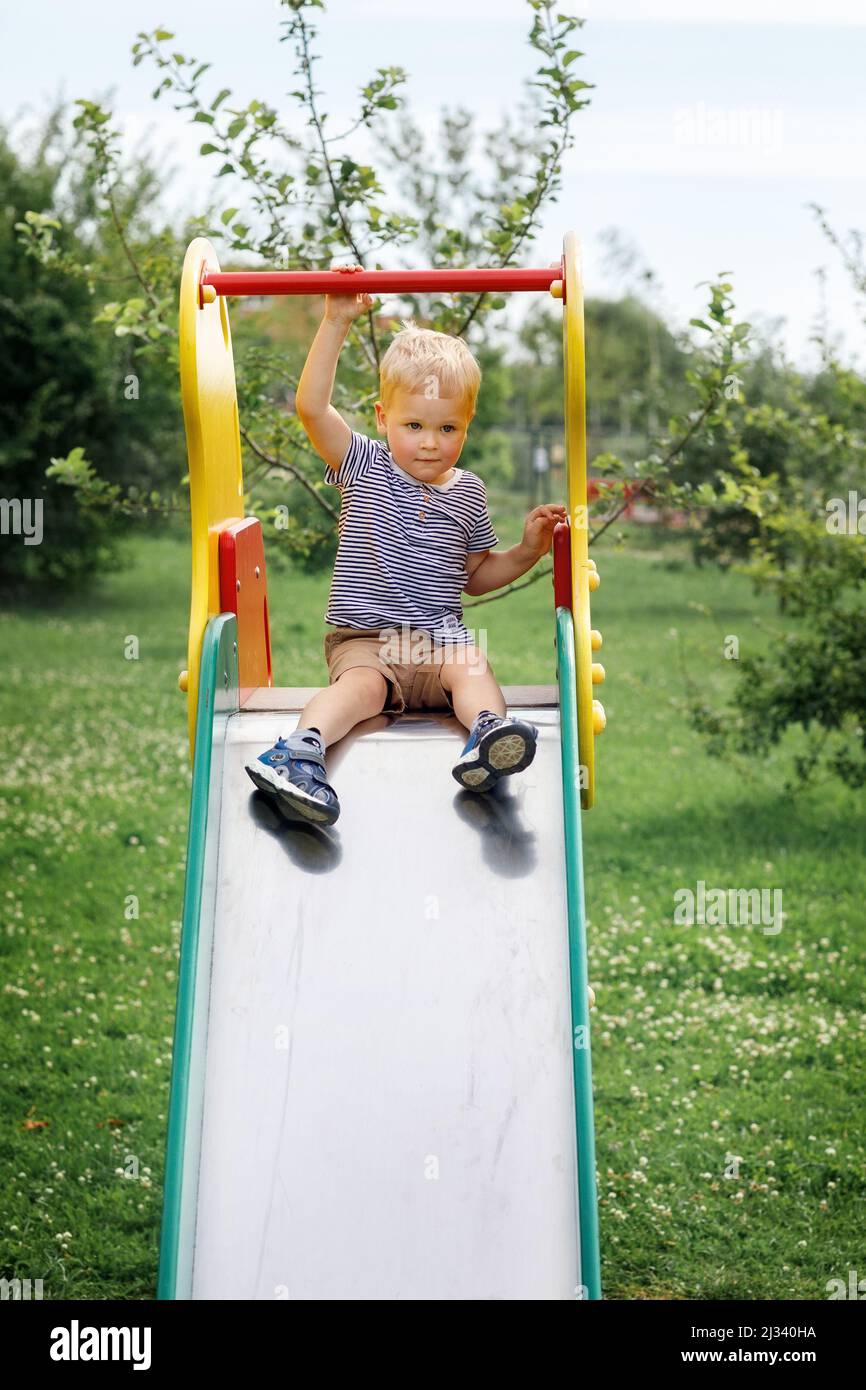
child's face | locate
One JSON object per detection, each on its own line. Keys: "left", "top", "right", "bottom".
{"left": 375, "top": 389, "right": 472, "bottom": 485}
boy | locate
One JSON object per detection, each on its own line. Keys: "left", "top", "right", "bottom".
{"left": 245, "top": 266, "right": 565, "bottom": 826}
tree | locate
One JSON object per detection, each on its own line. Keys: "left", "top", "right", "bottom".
{"left": 23, "top": 1, "right": 587, "bottom": 566}
{"left": 14, "top": 0, "right": 747, "bottom": 610}
{"left": 0, "top": 109, "right": 183, "bottom": 593}
{"left": 687, "top": 208, "right": 866, "bottom": 789}
{"left": 511, "top": 293, "right": 693, "bottom": 451}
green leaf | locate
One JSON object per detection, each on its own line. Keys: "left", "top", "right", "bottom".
{"left": 220, "top": 207, "right": 238, "bottom": 225}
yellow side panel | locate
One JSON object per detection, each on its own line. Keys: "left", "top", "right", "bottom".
{"left": 178, "top": 238, "right": 244, "bottom": 759}
{"left": 562, "top": 231, "right": 602, "bottom": 809}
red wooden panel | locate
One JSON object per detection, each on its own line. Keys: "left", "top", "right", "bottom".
{"left": 219, "top": 517, "right": 273, "bottom": 706}
{"left": 552, "top": 520, "right": 572, "bottom": 611}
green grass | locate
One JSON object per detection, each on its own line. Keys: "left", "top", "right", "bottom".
{"left": 1, "top": 520, "right": 863, "bottom": 1299}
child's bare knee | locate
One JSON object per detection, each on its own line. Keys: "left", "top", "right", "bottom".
{"left": 337, "top": 665, "right": 388, "bottom": 710}
{"left": 444, "top": 647, "right": 493, "bottom": 684}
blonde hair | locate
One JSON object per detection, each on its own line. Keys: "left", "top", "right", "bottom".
{"left": 379, "top": 321, "right": 481, "bottom": 418}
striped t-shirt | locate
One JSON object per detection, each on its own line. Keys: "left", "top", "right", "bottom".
{"left": 322, "top": 430, "right": 499, "bottom": 645}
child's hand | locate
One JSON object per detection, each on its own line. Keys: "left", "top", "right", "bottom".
{"left": 325, "top": 264, "right": 378, "bottom": 326}
{"left": 521, "top": 504, "right": 567, "bottom": 558}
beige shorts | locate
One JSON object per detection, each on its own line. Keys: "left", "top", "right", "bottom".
{"left": 323, "top": 625, "right": 491, "bottom": 716}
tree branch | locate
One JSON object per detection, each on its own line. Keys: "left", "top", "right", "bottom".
{"left": 589, "top": 391, "right": 721, "bottom": 545}
{"left": 240, "top": 425, "right": 340, "bottom": 523}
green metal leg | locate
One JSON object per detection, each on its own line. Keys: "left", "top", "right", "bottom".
{"left": 556, "top": 604, "right": 602, "bottom": 1299}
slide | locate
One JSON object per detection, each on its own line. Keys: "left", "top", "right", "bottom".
{"left": 158, "top": 615, "right": 600, "bottom": 1300}
{"left": 158, "top": 231, "right": 604, "bottom": 1300}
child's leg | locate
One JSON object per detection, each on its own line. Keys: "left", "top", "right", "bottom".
{"left": 297, "top": 666, "right": 390, "bottom": 746}
{"left": 441, "top": 646, "right": 539, "bottom": 792}
{"left": 438, "top": 647, "right": 505, "bottom": 729}
{"left": 245, "top": 667, "right": 389, "bottom": 826}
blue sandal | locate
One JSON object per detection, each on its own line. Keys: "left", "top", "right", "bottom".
{"left": 451, "top": 710, "right": 538, "bottom": 792}
{"left": 245, "top": 730, "right": 340, "bottom": 826}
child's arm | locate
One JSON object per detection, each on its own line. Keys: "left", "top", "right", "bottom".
{"left": 465, "top": 504, "right": 567, "bottom": 596}
{"left": 294, "top": 266, "right": 376, "bottom": 473}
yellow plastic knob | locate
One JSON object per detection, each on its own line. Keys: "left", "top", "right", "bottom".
{"left": 587, "top": 557, "right": 597, "bottom": 572}
{"left": 592, "top": 699, "right": 606, "bottom": 734}
{"left": 588, "top": 569, "right": 600, "bottom": 592}
{"left": 588, "top": 986, "right": 596, "bottom": 1011}
{"left": 549, "top": 279, "right": 563, "bottom": 299}
{"left": 592, "top": 662, "right": 605, "bottom": 685}
{"left": 591, "top": 629, "right": 603, "bottom": 651}
{"left": 178, "top": 670, "right": 189, "bottom": 692}
{"left": 200, "top": 284, "right": 216, "bottom": 305}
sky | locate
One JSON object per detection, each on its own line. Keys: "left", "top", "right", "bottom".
{"left": 2, "top": 0, "right": 865, "bottom": 370}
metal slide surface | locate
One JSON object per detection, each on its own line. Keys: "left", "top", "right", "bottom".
{"left": 187, "top": 704, "right": 581, "bottom": 1299}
